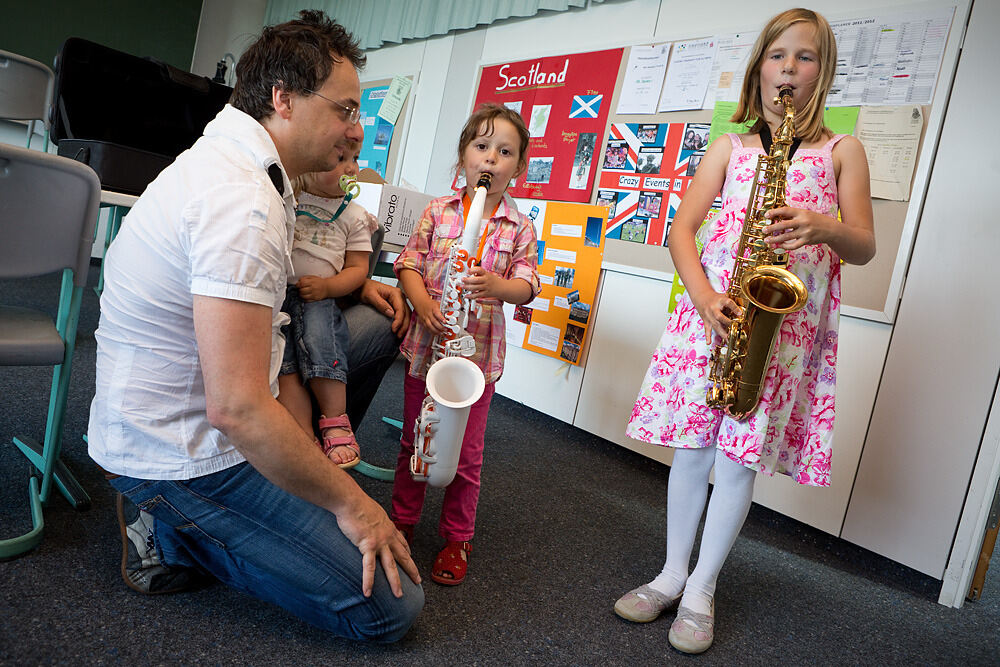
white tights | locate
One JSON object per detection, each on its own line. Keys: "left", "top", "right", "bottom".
{"left": 648, "top": 446, "right": 756, "bottom": 616}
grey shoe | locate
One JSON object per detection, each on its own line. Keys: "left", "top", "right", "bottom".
{"left": 116, "top": 493, "right": 204, "bottom": 594}
{"left": 668, "top": 601, "right": 715, "bottom": 654}
{"left": 614, "top": 584, "right": 682, "bottom": 623}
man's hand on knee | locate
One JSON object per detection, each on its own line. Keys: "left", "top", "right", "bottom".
{"left": 336, "top": 493, "right": 421, "bottom": 597}
{"left": 359, "top": 279, "right": 411, "bottom": 336}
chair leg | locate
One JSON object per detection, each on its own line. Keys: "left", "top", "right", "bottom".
{"left": 12, "top": 436, "right": 91, "bottom": 510}
{"left": 352, "top": 416, "right": 404, "bottom": 481}
{"left": 95, "top": 205, "right": 124, "bottom": 297}
{"left": 0, "top": 476, "right": 45, "bottom": 559}
{"left": 37, "top": 275, "right": 84, "bottom": 503}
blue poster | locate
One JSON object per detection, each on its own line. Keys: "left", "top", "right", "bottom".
{"left": 358, "top": 85, "right": 395, "bottom": 179}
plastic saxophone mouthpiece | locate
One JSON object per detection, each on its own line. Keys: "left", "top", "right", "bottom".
{"left": 775, "top": 86, "right": 793, "bottom": 104}
{"left": 475, "top": 173, "right": 493, "bottom": 190}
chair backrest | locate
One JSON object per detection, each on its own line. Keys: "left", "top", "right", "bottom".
{"left": 0, "top": 143, "right": 101, "bottom": 287}
{"left": 368, "top": 225, "right": 386, "bottom": 279}
{"left": 0, "top": 49, "right": 54, "bottom": 127}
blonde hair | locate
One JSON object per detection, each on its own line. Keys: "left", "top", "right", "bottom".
{"left": 730, "top": 8, "right": 836, "bottom": 143}
{"left": 291, "top": 139, "right": 362, "bottom": 197}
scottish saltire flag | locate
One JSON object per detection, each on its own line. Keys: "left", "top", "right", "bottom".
{"left": 569, "top": 94, "right": 602, "bottom": 118}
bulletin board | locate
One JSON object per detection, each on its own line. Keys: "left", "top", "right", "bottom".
{"left": 505, "top": 201, "right": 608, "bottom": 365}
{"left": 466, "top": 2, "right": 970, "bottom": 325}
{"left": 359, "top": 75, "right": 415, "bottom": 186}
{"left": 467, "top": 49, "right": 624, "bottom": 202}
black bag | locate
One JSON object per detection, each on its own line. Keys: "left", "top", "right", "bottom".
{"left": 51, "top": 38, "right": 232, "bottom": 195}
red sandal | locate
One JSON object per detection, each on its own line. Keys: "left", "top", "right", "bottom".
{"left": 430, "top": 540, "right": 472, "bottom": 586}
{"left": 317, "top": 414, "right": 360, "bottom": 469}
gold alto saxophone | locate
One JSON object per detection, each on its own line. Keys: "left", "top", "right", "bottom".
{"left": 706, "top": 87, "right": 808, "bottom": 420}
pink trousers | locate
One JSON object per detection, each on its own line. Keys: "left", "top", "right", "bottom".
{"left": 391, "top": 365, "right": 495, "bottom": 542}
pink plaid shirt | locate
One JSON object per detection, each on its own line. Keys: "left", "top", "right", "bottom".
{"left": 395, "top": 191, "right": 540, "bottom": 382}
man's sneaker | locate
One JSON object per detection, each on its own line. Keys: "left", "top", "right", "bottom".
{"left": 116, "top": 493, "right": 205, "bottom": 594}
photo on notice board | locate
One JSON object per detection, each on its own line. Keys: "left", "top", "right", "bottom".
{"left": 636, "top": 147, "right": 663, "bottom": 174}
{"left": 637, "top": 191, "right": 662, "bottom": 219}
{"left": 637, "top": 123, "right": 660, "bottom": 143}
{"left": 554, "top": 266, "right": 576, "bottom": 288}
{"left": 686, "top": 152, "right": 705, "bottom": 177}
{"left": 513, "top": 304, "right": 534, "bottom": 324}
{"left": 529, "top": 104, "right": 552, "bottom": 138}
{"left": 569, "top": 301, "right": 591, "bottom": 324}
{"left": 596, "top": 189, "right": 618, "bottom": 217}
{"left": 682, "top": 123, "right": 710, "bottom": 154}
{"left": 373, "top": 120, "right": 392, "bottom": 148}
{"left": 584, "top": 215, "right": 603, "bottom": 248}
{"left": 564, "top": 323, "right": 585, "bottom": 346}
{"left": 560, "top": 340, "right": 580, "bottom": 363}
{"left": 569, "top": 132, "right": 597, "bottom": 190}
{"left": 622, "top": 218, "right": 649, "bottom": 244}
{"left": 526, "top": 157, "right": 554, "bottom": 184}
{"left": 603, "top": 140, "right": 629, "bottom": 170}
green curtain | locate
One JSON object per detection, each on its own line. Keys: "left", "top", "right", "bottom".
{"left": 264, "top": 0, "right": 606, "bottom": 50}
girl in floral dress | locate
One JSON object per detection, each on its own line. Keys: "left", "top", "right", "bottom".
{"left": 615, "top": 8, "right": 876, "bottom": 654}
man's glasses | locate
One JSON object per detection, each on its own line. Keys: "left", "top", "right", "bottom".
{"left": 304, "top": 89, "right": 361, "bottom": 125}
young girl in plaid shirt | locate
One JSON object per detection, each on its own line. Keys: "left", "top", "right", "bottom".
{"left": 391, "top": 104, "right": 540, "bottom": 586}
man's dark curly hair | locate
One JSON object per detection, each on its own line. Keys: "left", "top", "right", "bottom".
{"left": 230, "top": 9, "right": 366, "bottom": 120}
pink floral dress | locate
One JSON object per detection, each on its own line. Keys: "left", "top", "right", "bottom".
{"left": 625, "top": 132, "right": 847, "bottom": 487}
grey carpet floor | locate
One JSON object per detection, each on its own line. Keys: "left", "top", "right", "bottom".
{"left": 1, "top": 268, "right": 997, "bottom": 665}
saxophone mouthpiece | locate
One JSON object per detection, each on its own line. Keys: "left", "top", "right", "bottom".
{"left": 775, "top": 86, "right": 794, "bottom": 104}
{"left": 475, "top": 173, "right": 493, "bottom": 190}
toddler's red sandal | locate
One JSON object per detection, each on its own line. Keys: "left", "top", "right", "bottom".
{"left": 430, "top": 540, "right": 472, "bottom": 586}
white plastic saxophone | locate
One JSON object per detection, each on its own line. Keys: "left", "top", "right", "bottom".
{"left": 409, "top": 173, "right": 493, "bottom": 487}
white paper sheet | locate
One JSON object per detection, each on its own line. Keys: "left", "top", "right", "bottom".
{"left": 551, "top": 224, "right": 582, "bottom": 237}
{"left": 527, "top": 322, "right": 560, "bottom": 352}
{"left": 855, "top": 105, "right": 923, "bottom": 201}
{"left": 704, "top": 31, "right": 759, "bottom": 107}
{"left": 828, "top": 7, "right": 954, "bottom": 106}
{"left": 616, "top": 44, "right": 671, "bottom": 114}
{"left": 545, "top": 248, "right": 577, "bottom": 264}
{"left": 658, "top": 38, "right": 718, "bottom": 112}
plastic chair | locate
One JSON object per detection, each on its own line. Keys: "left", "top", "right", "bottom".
{"left": 0, "top": 49, "right": 54, "bottom": 151}
{"left": 0, "top": 143, "right": 101, "bottom": 558}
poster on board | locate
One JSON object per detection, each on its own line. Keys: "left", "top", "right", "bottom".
{"left": 505, "top": 200, "right": 607, "bottom": 366}
{"left": 471, "top": 48, "right": 624, "bottom": 203}
{"left": 358, "top": 85, "right": 396, "bottom": 178}
{"left": 596, "top": 122, "right": 710, "bottom": 246}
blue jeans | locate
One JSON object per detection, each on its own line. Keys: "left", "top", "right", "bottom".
{"left": 109, "top": 463, "right": 424, "bottom": 642}
{"left": 281, "top": 286, "right": 349, "bottom": 384}
{"left": 341, "top": 299, "right": 402, "bottom": 430}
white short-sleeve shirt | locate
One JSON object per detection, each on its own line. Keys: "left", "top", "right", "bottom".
{"left": 88, "top": 105, "right": 296, "bottom": 480}
{"left": 288, "top": 193, "right": 378, "bottom": 283}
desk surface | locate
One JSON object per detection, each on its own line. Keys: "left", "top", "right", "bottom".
{"left": 100, "top": 190, "right": 138, "bottom": 208}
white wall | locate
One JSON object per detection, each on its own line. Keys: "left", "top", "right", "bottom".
{"left": 190, "top": 0, "right": 268, "bottom": 80}
{"left": 189, "top": 0, "right": 992, "bottom": 586}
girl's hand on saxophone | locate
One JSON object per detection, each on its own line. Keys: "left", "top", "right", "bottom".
{"left": 398, "top": 267, "right": 448, "bottom": 335}
{"left": 692, "top": 288, "right": 742, "bottom": 343}
{"left": 762, "top": 207, "right": 835, "bottom": 251}
{"left": 412, "top": 295, "right": 448, "bottom": 335}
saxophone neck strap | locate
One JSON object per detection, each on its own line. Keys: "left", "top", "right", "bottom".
{"left": 759, "top": 124, "right": 802, "bottom": 161}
